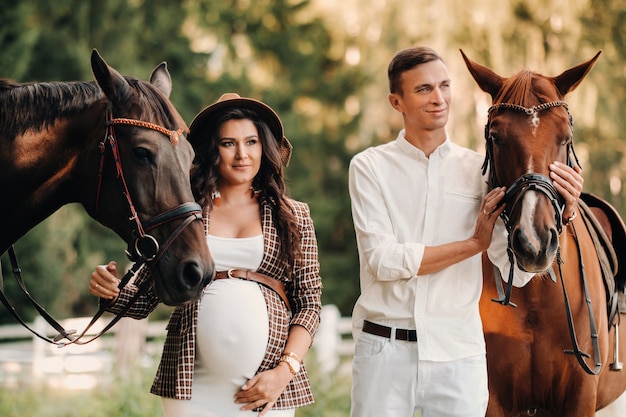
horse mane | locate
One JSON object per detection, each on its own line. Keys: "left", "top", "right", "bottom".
{"left": 0, "top": 79, "right": 102, "bottom": 138}
{"left": 493, "top": 69, "right": 555, "bottom": 108}
{"left": 0, "top": 75, "right": 186, "bottom": 140}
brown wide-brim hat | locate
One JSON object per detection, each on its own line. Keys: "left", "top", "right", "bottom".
{"left": 188, "top": 93, "right": 293, "bottom": 166}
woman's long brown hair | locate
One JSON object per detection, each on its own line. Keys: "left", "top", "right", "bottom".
{"left": 190, "top": 108, "right": 301, "bottom": 278}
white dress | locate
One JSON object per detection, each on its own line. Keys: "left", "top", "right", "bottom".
{"left": 161, "top": 235, "right": 295, "bottom": 417}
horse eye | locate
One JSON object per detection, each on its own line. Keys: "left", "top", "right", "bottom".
{"left": 490, "top": 135, "right": 501, "bottom": 146}
{"left": 562, "top": 136, "right": 572, "bottom": 146}
{"left": 133, "top": 147, "right": 154, "bottom": 165}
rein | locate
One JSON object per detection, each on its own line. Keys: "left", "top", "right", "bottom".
{"left": 0, "top": 107, "right": 201, "bottom": 347}
{"left": 485, "top": 100, "right": 602, "bottom": 375}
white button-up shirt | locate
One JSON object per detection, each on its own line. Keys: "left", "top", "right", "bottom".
{"left": 349, "top": 131, "right": 532, "bottom": 361}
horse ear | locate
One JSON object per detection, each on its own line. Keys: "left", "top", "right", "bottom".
{"left": 90, "top": 49, "right": 132, "bottom": 104}
{"left": 553, "top": 51, "right": 602, "bottom": 96}
{"left": 149, "top": 62, "right": 172, "bottom": 98}
{"left": 460, "top": 49, "right": 505, "bottom": 99}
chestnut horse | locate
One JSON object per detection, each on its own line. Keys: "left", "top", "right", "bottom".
{"left": 462, "top": 50, "right": 626, "bottom": 416}
{"left": 0, "top": 50, "right": 214, "bottom": 310}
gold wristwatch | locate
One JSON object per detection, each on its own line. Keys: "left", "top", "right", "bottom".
{"left": 279, "top": 351, "right": 301, "bottom": 375}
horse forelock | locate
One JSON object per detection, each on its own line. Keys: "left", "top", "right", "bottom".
{"left": 124, "top": 77, "right": 188, "bottom": 133}
{"left": 494, "top": 70, "right": 559, "bottom": 108}
{"left": 495, "top": 70, "right": 536, "bottom": 107}
{"left": 0, "top": 79, "right": 101, "bottom": 139}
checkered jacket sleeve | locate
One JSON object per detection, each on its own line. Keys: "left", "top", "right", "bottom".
{"left": 105, "top": 266, "right": 160, "bottom": 319}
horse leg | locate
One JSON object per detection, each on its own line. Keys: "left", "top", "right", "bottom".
{"left": 540, "top": 373, "right": 598, "bottom": 417}
{"left": 485, "top": 400, "right": 506, "bottom": 417}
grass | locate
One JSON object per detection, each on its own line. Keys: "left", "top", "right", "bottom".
{"left": 0, "top": 366, "right": 161, "bottom": 417}
{"left": 297, "top": 353, "right": 352, "bottom": 417}
{"left": 0, "top": 354, "right": 352, "bottom": 417}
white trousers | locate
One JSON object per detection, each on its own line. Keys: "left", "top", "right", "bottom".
{"left": 351, "top": 331, "right": 488, "bottom": 417}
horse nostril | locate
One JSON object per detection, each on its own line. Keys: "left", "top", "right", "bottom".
{"left": 549, "top": 228, "right": 559, "bottom": 252}
{"left": 180, "top": 260, "right": 203, "bottom": 290}
{"left": 511, "top": 228, "right": 528, "bottom": 255}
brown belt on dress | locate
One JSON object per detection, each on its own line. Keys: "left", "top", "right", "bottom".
{"left": 214, "top": 269, "right": 290, "bottom": 311}
{"left": 363, "top": 320, "right": 417, "bottom": 342}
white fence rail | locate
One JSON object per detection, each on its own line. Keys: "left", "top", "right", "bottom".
{"left": 0, "top": 305, "right": 354, "bottom": 388}
{"left": 312, "top": 304, "right": 354, "bottom": 374}
{"left": 0, "top": 315, "right": 167, "bottom": 388}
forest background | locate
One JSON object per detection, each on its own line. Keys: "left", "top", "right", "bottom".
{"left": 0, "top": 0, "right": 624, "bottom": 324}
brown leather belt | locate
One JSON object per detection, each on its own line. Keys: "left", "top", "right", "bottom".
{"left": 363, "top": 320, "right": 417, "bottom": 342}
{"left": 214, "top": 269, "right": 290, "bottom": 311}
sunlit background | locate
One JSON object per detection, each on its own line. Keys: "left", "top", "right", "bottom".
{"left": 0, "top": 0, "right": 624, "bottom": 415}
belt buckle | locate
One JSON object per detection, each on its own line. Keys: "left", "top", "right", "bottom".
{"left": 396, "top": 328, "right": 408, "bottom": 341}
{"left": 227, "top": 269, "right": 235, "bottom": 279}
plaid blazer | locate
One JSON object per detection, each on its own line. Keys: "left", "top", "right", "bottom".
{"left": 107, "top": 198, "right": 322, "bottom": 409}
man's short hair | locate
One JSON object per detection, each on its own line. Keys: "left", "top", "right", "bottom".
{"left": 388, "top": 46, "right": 444, "bottom": 95}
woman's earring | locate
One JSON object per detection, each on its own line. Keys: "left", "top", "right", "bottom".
{"left": 250, "top": 187, "right": 260, "bottom": 199}
{"left": 212, "top": 190, "right": 222, "bottom": 207}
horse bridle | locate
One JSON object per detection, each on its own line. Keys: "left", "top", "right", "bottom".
{"left": 483, "top": 101, "right": 573, "bottom": 269}
{"left": 484, "top": 100, "right": 602, "bottom": 375}
{"left": 97, "top": 106, "right": 202, "bottom": 264}
{"left": 483, "top": 101, "right": 574, "bottom": 231}
{"left": 0, "top": 106, "right": 203, "bottom": 347}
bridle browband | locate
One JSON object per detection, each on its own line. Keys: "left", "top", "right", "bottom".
{"left": 110, "top": 117, "right": 182, "bottom": 145}
{"left": 488, "top": 100, "right": 569, "bottom": 116}
{"left": 484, "top": 100, "right": 602, "bottom": 375}
{"left": 0, "top": 106, "right": 203, "bottom": 347}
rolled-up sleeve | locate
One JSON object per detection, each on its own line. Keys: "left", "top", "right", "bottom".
{"left": 349, "top": 152, "right": 425, "bottom": 281}
{"left": 105, "top": 266, "right": 161, "bottom": 319}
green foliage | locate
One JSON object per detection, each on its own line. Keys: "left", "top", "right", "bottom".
{"left": 1, "top": 0, "right": 625, "bottom": 415}
{"left": 1, "top": 0, "right": 625, "bottom": 324}
{"left": 1, "top": 0, "right": 366, "bottom": 321}
{"left": 296, "top": 353, "right": 352, "bottom": 417}
{"left": 579, "top": 0, "right": 626, "bottom": 212}
{"left": 180, "top": 0, "right": 367, "bottom": 314}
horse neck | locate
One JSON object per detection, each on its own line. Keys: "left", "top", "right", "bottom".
{"left": 0, "top": 98, "right": 107, "bottom": 252}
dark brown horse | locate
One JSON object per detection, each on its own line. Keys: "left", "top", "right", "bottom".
{"left": 462, "top": 50, "right": 626, "bottom": 416}
{"left": 0, "top": 50, "right": 213, "bottom": 307}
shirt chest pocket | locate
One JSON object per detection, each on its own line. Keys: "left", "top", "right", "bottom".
{"left": 439, "top": 191, "right": 482, "bottom": 240}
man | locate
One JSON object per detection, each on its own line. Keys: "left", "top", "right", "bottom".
{"left": 348, "top": 46, "right": 582, "bottom": 417}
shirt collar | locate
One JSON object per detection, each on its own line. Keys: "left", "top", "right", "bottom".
{"left": 397, "top": 129, "right": 452, "bottom": 159}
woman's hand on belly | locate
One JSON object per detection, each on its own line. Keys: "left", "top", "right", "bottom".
{"left": 233, "top": 365, "right": 293, "bottom": 415}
